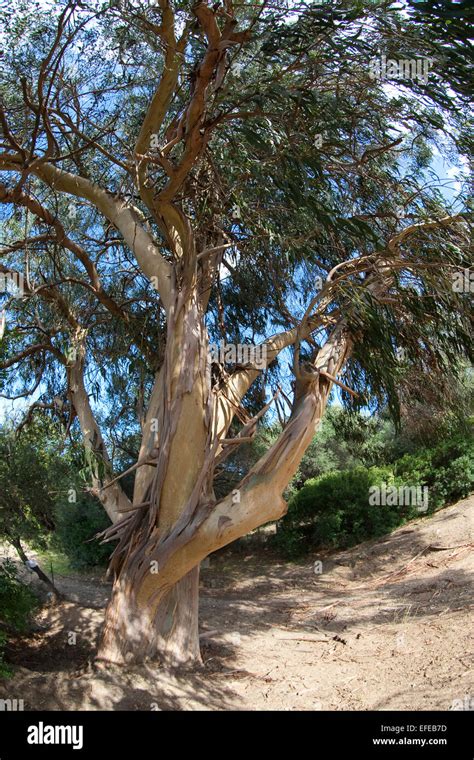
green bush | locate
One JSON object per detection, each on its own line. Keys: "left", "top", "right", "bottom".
{"left": 274, "top": 434, "right": 473, "bottom": 557}
{"left": 53, "top": 494, "right": 111, "bottom": 570}
{"left": 0, "top": 560, "right": 39, "bottom": 678}
{"left": 394, "top": 435, "right": 474, "bottom": 509}
{"left": 441, "top": 455, "right": 473, "bottom": 501}
{"left": 275, "top": 465, "right": 417, "bottom": 557}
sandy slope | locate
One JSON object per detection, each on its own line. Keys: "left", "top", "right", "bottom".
{"left": 1, "top": 496, "right": 472, "bottom": 711}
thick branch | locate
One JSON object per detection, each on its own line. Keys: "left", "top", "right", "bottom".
{"left": 0, "top": 341, "right": 60, "bottom": 370}
{"left": 68, "top": 335, "right": 132, "bottom": 524}
{"left": 125, "top": 323, "right": 352, "bottom": 608}
{"left": 0, "top": 154, "right": 173, "bottom": 311}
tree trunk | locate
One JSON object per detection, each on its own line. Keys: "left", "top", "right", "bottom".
{"left": 98, "top": 289, "right": 210, "bottom": 666}
{"left": 9, "top": 536, "right": 63, "bottom": 601}
{"left": 98, "top": 565, "right": 201, "bottom": 666}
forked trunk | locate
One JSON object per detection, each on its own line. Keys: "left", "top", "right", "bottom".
{"left": 96, "top": 287, "right": 351, "bottom": 668}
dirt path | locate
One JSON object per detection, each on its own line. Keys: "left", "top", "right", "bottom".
{"left": 1, "top": 496, "right": 472, "bottom": 711}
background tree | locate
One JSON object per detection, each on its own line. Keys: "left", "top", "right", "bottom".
{"left": 0, "top": 0, "right": 471, "bottom": 665}
{"left": 0, "top": 418, "right": 67, "bottom": 597}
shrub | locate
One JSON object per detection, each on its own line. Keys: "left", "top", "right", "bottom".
{"left": 394, "top": 435, "right": 474, "bottom": 509}
{"left": 53, "top": 494, "right": 111, "bottom": 570}
{"left": 0, "top": 560, "right": 39, "bottom": 678}
{"left": 274, "top": 433, "right": 473, "bottom": 558}
{"left": 274, "top": 465, "right": 416, "bottom": 557}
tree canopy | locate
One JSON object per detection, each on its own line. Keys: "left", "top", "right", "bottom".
{"left": 1, "top": 0, "right": 471, "bottom": 431}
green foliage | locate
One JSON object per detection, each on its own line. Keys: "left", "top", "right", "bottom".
{"left": 221, "top": 375, "right": 472, "bottom": 505}
{"left": 275, "top": 465, "right": 409, "bottom": 557}
{"left": 407, "top": 0, "right": 473, "bottom": 98}
{"left": 0, "top": 419, "right": 69, "bottom": 549}
{"left": 52, "top": 494, "right": 111, "bottom": 570}
{"left": 0, "top": 560, "right": 39, "bottom": 678}
{"left": 393, "top": 435, "right": 474, "bottom": 508}
{"left": 0, "top": 560, "right": 38, "bottom": 631}
{"left": 216, "top": 407, "right": 394, "bottom": 502}
{"left": 275, "top": 433, "right": 473, "bottom": 557}
{"left": 0, "top": 0, "right": 472, "bottom": 447}
{"left": 0, "top": 417, "right": 112, "bottom": 570}
{"left": 292, "top": 408, "right": 394, "bottom": 489}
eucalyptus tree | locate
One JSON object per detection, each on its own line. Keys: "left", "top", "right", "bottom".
{"left": 0, "top": 0, "right": 471, "bottom": 665}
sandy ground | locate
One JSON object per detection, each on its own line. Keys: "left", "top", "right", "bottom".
{"left": 1, "top": 496, "right": 473, "bottom": 711}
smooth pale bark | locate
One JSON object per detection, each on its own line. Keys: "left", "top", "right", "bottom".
{"left": 98, "top": 291, "right": 213, "bottom": 664}
{"left": 0, "top": 155, "right": 173, "bottom": 311}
